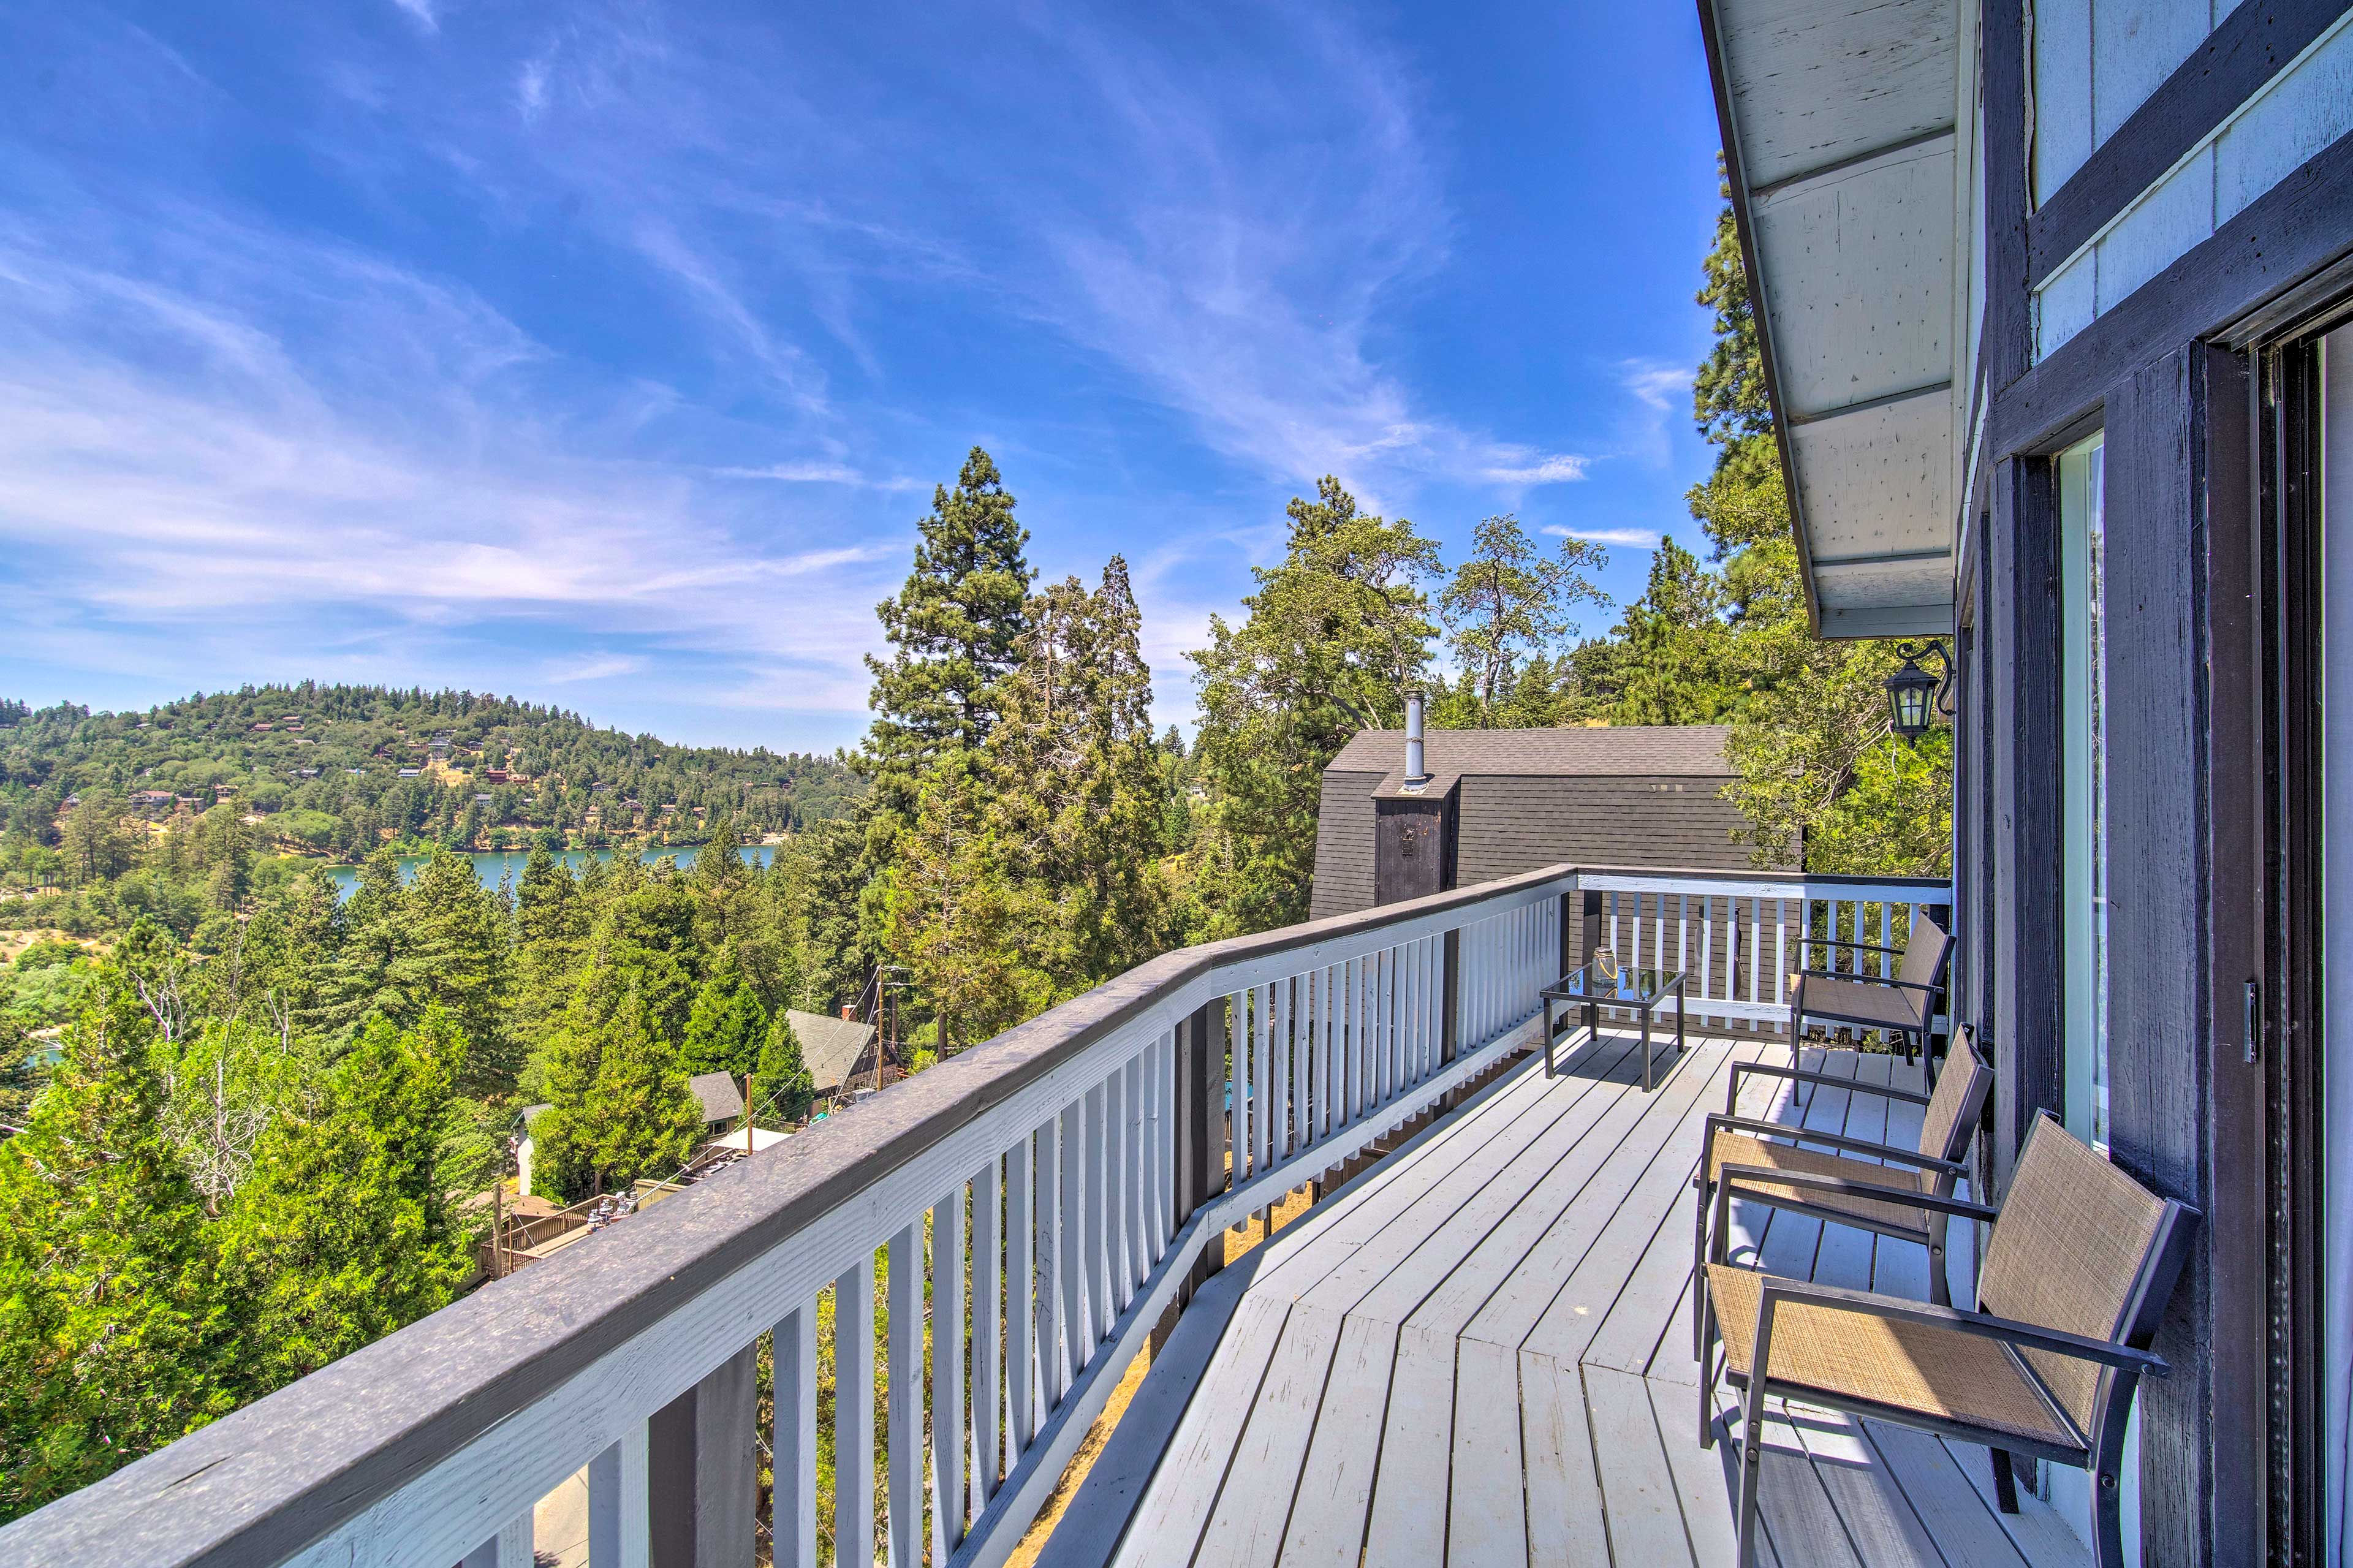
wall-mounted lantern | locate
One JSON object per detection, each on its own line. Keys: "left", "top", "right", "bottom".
{"left": 1885, "top": 640, "right": 1953, "bottom": 743}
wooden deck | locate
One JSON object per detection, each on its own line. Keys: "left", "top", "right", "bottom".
{"left": 1053, "top": 1030, "right": 2095, "bottom": 1568}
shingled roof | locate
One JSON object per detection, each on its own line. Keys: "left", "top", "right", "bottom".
{"left": 1325, "top": 724, "right": 1734, "bottom": 782}
{"left": 784, "top": 1009, "right": 879, "bottom": 1093}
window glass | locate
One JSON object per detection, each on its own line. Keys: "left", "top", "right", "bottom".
{"left": 2058, "top": 434, "right": 2108, "bottom": 1150}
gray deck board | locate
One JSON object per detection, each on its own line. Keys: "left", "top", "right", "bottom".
{"left": 1449, "top": 1339, "right": 1531, "bottom": 1567}
{"left": 1362, "top": 1324, "right": 1455, "bottom": 1568}
{"left": 1275, "top": 1316, "right": 1396, "bottom": 1568}
{"left": 1520, "top": 1352, "right": 1611, "bottom": 1568}
{"left": 1060, "top": 1037, "right": 2093, "bottom": 1568}
{"left": 1194, "top": 1305, "right": 1344, "bottom": 1568}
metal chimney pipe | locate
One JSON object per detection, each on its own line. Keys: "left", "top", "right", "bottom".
{"left": 1404, "top": 689, "right": 1427, "bottom": 786}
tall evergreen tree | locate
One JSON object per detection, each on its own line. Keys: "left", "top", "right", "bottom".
{"left": 215, "top": 1010, "right": 471, "bottom": 1386}
{"left": 0, "top": 983, "right": 236, "bottom": 1515}
{"left": 1185, "top": 479, "right": 1440, "bottom": 936}
{"left": 985, "top": 557, "right": 1170, "bottom": 989}
{"left": 402, "top": 849, "right": 515, "bottom": 1094}
{"left": 680, "top": 945, "right": 768, "bottom": 1081}
{"left": 861, "top": 447, "right": 1035, "bottom": 824}
{"left": 1436, "top": 514, "right": 1608, "bottom": 725}
{"left": 581, "top": 993, "right": 703, "bottom": 1193}
{"left": 314, "top": 849, "right": 413, "bottom": 1040}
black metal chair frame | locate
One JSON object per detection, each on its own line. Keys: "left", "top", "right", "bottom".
{"left": 1698, "top": 1114, "right": 2199, "bottom": 1568}
{"left": 1689, "top": 1038, "right": 1992, "bottom": 1359}
{"left": 1787, "top": 928, "right": 1952, "bottom": 1065}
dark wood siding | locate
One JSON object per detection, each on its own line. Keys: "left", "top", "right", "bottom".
{"left": 1988, "top": 455, "right": 2066, "bottom": 1195}
{"left": 2099, "top": 345, "right": 2212, "bottom": 1567}
{"left": 1308, "top": 771, "right": 1383, "bottom": 918}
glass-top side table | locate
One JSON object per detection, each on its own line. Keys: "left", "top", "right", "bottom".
{"left": 1540, "top": 964, "right": 1687, "bottom": 1091}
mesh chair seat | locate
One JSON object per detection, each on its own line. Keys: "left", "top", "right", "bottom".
{"left": 1797, "top": 974, "right": 1930, "bottom": 1032}
{"left": 1707, "top": 1129, "right": 1934, "bottom": 1236}
{"left": 1705, "top": 1264, "right": 2083, "bottom": 1451}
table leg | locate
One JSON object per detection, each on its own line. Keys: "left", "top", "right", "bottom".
{"left": 1543, "top": 998, "right": 1555, "bottom": 1078}
{"left": 1677, "top": 979, "right": 1686, "bottom": 1055}
{"left": 1642, "top": 1006, "right": 1654, "bottom": 1092}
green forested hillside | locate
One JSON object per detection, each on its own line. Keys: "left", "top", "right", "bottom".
{"left": 0, "top": 684, "right": 860, "bottom": 866}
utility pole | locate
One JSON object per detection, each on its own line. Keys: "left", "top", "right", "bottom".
{"left": 744, "top": 1073, "right": 754, "bottom": 1154}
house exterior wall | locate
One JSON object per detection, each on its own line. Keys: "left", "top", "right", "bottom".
{"left": 1311, "top": 770, "right": 1771, "bottom": 921}
{"left": 1948, "top": 7, "right": 2353, "bottom": 1556}
{"left": 1308, "top": 770, "right": 1385, "bottom": 919}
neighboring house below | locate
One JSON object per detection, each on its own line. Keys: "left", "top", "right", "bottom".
{"left": 1309, "top": 725, "right": 1781, "bottom": 920}
{"left": 784, "top": 1008, "right": 881, "bottom": 1097}
{"left": 688, "top": 1071, "right": 746, "bottom": 1129}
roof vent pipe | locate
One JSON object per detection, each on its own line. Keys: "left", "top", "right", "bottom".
{"left": 1403, "top": 689, "right": 1427, "bottom": 786}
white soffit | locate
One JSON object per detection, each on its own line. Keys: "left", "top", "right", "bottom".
{"left": 1707, "top": 0, "right": 1963, "bottom": 637}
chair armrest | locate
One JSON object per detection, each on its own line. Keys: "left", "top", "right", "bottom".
{"left": 1727, "top": 1060, "right": 1933, "bottom": 1111}
{"left": 1716, "top": 1163, "right": 1997, "bottom": 1223}
{"left": 1702, "top": 1114, "right": 1965, "bottom": 1176}
{"left": 1752, "top": 1276, "right": 2170, "bottom": 1377}
{"left": 1793, "top": 972, "right": 1943, "bottom": 996}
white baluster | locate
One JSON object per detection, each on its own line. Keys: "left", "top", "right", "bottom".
{"left": 973, "top": 1156, "right": 1001, "bottom": 1504}
{"left": 932, "top": 1187, "right": 966, "bottom": 1562}
{"left": 836, "top": 1252, "right": 874, "bottom": 1568}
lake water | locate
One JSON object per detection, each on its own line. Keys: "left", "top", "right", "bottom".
{"left": 325, "top": 844, "right": 776, "bottom": 899}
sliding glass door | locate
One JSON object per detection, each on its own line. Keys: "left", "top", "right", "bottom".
{"left": 2058, "top": 433, "right": 2109, "bottom": 1150}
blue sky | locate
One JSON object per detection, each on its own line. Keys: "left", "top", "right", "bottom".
{"left": 0, "top": 1, "right": 1726, "bottom": 752}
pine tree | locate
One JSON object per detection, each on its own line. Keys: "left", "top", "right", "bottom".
{"left": 1436, "top": 515, "right": 1608, "bottom": 725}
{"left": 986, "top": 557, "right": 1170, "bottom": 990}
{"left": 401, "top": 849, "right": 515, "bottom": 1094}
{"left": 882, "top": 756, "right": 1034, "bottom": 1052}
{"left": 681, "top": 945, "right": 768, "bottom": 1080}
{"left": 512, "top": 844, "right": 588, "bottom": 1047}
{"left": 0, "top": 983, "right": 237, "bottom": 1515}
{"left": 314, "top": 848, "right": 414, "bottom": 1041}
{"left": 861, "top": 447, "right": 1035, "bottom": 828}
{"left": 214, "top": 1010, "right": 471, "bottom": 1387}
{"left": 582, "top": 993, "right": 703, "bottom": 1192}
{"left": 1184, "top": 479, "right": 1441, "bottom": 936}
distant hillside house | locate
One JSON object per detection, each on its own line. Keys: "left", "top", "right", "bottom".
{"left": 1309, "top": 725, "right": 1783, "bottom": 920}
{"left": 688, "top": 1072, "right": 746, "bottom": 1128}
{"left": 785, "top": 1008, "right": 881, "bottom": 1096}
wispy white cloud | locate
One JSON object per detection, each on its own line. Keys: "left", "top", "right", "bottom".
{"left": 1544, "top": 524, "right": 1669, "bottom": 548}
{"left": 388, "top": 0, "right": 439, "bottom": 35}
{"left": 0, "top": 202, "right": 895, "bottom": 716}
{"left": 713, "top": 461, "right": 920, "bottom": 491}
{"left": 1613, "top": 359, "right": 1696, "bottom": 465}
{"left": 1482, "top": 453, "right": 1591, "bottom": 486}
{"left": 544, "top": 652, "right": 645, "bottom": 683}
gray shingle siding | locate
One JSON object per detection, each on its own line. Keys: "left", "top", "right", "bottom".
{"left": 1309, "top": 771, "right": 1384, "bottom": 919}
{"left": 1310, "top": 728, "right": 1790, "bottom": 920}
{"left": 1453, "top": 776, "right": 1767, "bottom": 887}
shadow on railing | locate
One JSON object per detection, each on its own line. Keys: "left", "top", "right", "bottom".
{"left": 0, "top": 863, "right": 1947, "bottom": 1568}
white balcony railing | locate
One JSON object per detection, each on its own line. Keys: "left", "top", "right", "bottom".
{"left": 0, "top": 864, "right": 1949, "bottom": 1568}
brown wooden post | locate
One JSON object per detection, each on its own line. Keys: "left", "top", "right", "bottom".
{"left": 648, "top": 1344, "right": 757, "bottom": 1568}
{"left": 1174, "top": 996, "right": 1226, "bottom": 1305}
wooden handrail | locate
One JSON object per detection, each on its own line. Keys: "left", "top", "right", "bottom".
{"left": 0, "top": 862, "right": 1950, "bottom": 1568}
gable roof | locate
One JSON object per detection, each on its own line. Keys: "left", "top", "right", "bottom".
{"left": 687, "top": 1071, "right": 745, "bottom": 1125}
{"left": 1325, "top": 725, "right": 1734, "bottom": 782}
{"left": 785, "top": 1009, "right": 879, "bottom": 1093}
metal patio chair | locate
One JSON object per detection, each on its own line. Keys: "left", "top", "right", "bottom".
{"left": 1699, "top": 1113, "right": 2198, "bottom": 1568}
{"left": 1787, "top": 915, "right": 1952, "bottom": 1064}
{"left": 1691, "top": 1026, "right": 1991, "bottom": 1355}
